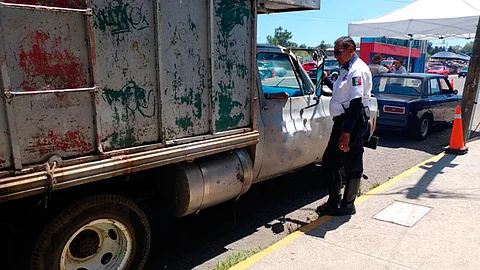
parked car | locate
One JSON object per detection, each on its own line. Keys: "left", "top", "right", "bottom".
{"left": 458, "top": 66, "right": 468, "bottom": 78}
{"left": 258, "top": 61, "right": 287, "bottom": 79}
{"left": 301, "top": 61, "right": 317, "bottom": 72}
{"left": 308, "top": 58, "right": 339, "bottom": 83}
{"left": 373, "top": 73, "right": 461, "bottom": 140}
{"left": 427, "top": 65, "right": 449, "bottom": 76}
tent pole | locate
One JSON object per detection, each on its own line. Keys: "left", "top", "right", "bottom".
{"left": 407, "top": 37, "right": 413, "bottom": 72}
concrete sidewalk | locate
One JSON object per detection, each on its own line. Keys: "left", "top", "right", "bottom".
{"left": 231, "top": 139, "right": 480, "bottom": 270}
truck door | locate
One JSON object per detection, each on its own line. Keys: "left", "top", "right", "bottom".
{"left": 255, "top": 51, "right": 330, "bottom": 181}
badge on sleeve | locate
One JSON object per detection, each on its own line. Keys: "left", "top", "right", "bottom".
{"left": 352, "top": 77, "right": 362, "bottom": 86}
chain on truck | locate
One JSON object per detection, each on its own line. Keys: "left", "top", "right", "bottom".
{"left": 0, "top": 0, "right": 378, "bottom": 269}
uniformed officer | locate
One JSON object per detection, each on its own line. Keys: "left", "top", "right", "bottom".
{"left": 317, "top": 36, "right": 372, "bottom": 216}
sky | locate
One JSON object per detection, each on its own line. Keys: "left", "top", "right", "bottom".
{"left": 257, "top": 0, "right": 471, "bottom": 48}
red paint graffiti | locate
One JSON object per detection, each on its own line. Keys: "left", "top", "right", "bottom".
{"left": 19, "top": 31, "right": 87, "bottom": 91}
{"left": 31, "top": 130, "right": 93, "bottom": 155}
{"left": 4, "top": 0, "right": 83, "bottom": 9}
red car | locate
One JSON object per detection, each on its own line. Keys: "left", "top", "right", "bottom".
{"left": 427, "top": 65, "right": 449, "bottom": 76}
{"left": 302, "top": 61, "right": 317, "bottom": 72}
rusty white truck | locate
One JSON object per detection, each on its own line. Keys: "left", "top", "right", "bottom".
{"left": 0, "top": 0, "right": 377, "bottom": 269}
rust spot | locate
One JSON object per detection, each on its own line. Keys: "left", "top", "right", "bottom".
{"left": 30, "top": 130, "right": 94, "bottom": 155}
{"left": 18, "top": 31, "right": 87, "bottom": 91}
{"left": 4, "top": 0, "right": 83, "bottom": 9}
{"left": 0, "top": 158, "right": 5, "bottom": 165}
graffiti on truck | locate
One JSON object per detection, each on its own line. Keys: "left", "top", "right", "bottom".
{"left": 94, "top": 2, "right": 150, "bottom": 35}
{"left": 18, "top": 31, "right": 87, "bottom": 91}
{"left": 29, "top": 130, "right": 94, "bottom": 156}
{"left": 102, "top": 80, "right": 156, "bottom": 120}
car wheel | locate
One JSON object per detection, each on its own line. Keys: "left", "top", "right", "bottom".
{"left": 331, "top": 73, "right": 338, "bottom": 81}
{"left": 414, "top": 115, "right": 431, "bottom": 140}
{"left": 266, "top": 70, "right": 272, "bottom": 78}
{"left": 30, "top": 194, "right": 151, "bottom": 270}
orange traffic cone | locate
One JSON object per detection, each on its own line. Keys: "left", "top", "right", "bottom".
{"left": 445, "top": 105, "right": 468, "bottom": 155}
{"left": 450, "top": 78, "right": 455, "bottom": 89}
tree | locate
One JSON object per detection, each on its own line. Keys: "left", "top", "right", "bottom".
{"left": 461, "top": 41, "right": 473, "bottom": 54}
{"left": 266, "top": 26, "right": 297, "bottom": 47}
{"left": 315, "top": 40, "right": 332, "bottom": 51}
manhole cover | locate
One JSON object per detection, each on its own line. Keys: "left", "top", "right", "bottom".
{"left": 374, "top": 201, "right": 431, "bottom": 227}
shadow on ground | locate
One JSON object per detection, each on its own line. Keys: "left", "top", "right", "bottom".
{"left": 144, "top": 166, "right": 329, "bottom": 270}
{"left": 375, "top": 123, "right": 452, "bottom": 155}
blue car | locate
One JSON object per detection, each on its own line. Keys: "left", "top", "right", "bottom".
{"left": 458, "top": 66, "right": 468, "bottom": 78}
{"left": 373, "top": 73, "right": 461, "bottom": 140}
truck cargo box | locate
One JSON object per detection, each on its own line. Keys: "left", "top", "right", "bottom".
{"left": 0, "top": 0, "right": 259, "bottom": 171}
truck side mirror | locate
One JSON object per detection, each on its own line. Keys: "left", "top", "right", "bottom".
{"left": 315, "top": 56, "right": 325, "bottom": 96}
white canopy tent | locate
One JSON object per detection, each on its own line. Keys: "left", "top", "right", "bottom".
{"left": 348, "top": 0, "right": 480, "bottom": 40}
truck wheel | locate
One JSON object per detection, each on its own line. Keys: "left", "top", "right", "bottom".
{"left": 30, "top": 194, "right": 150, "bottom": 270}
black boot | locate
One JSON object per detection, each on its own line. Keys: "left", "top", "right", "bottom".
{"left": 326, "top": 177, "right": 360, "bottom": 216}
{"left": 316, "top": 170, "right": 342, "bottom": 214}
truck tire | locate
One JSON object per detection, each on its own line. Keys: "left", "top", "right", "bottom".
{"left": 30, "top": 194, "right": 151, "bottom": 270}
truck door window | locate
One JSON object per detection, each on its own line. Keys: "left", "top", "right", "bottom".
{"left": 257, "top": 53, "right": 304, "bottom": 98}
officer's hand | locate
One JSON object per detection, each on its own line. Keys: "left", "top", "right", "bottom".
{"left": 339, "top": 132, "right": 350, "bottom": 152}
{"left": 322, "top": 71, "right": 328, "bottom": 80}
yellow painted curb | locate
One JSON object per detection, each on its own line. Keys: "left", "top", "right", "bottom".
{"left": 229, "top": 152, "right": 446, "bottom": 270}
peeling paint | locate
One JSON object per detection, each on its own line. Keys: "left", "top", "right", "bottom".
{"left": 18, "top": 31, "right": 87, "bottom": 91}
{"left": 103, "top": 80, "right": 156, "bottom": 119}
{"left": 215, "top": 0, "right": 249, "bottom": 48}
{"left": 105, "top": 127, "right": 136, "bottom": 149}
{"left": 94, "top": 2, "right": 150, "bottom": 35}
{"left": 176, "top": 116, "right": 192, "bottom": 131}
{"left": 216, "top": 82, "right": 244, "bottom": 130}
{"left": 194, "top": 92, "right": 203, "bottom": 119}
{"left": 30, "top": 130, "right": 93, "bottom": 155}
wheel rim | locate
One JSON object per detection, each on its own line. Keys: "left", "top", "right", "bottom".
{"left": 420, "top": 118, "right": 429, "bottom": 137}
{"left": 60, "top": 219, "right": 133, "bottom": 270}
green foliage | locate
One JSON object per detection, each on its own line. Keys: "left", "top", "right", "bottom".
{"left": 212, "top": 248, "right": 261, "bottom": 270}
{"left": 315, "top": 40, "right": 333, "bottom": 51}
{"left": 266, "top": 26, "right": 297, "bottom": 47}
{"left": 461, "top": 41, "right": 473, "bottom": 54}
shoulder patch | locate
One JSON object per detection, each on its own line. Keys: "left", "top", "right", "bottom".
{"left": 352, "top": 76, "right": 362, "bottom": 86}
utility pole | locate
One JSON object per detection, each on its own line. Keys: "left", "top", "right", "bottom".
{"left": 461, "top": 17, "right": 480, "bottom": 142}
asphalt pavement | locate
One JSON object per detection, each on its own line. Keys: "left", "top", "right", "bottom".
{"left": 230, "top": 137, "right": 480, "bottom": 270}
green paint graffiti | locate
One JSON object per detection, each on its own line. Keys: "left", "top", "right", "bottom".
{"left": 188, "top": 16, "right": 197, "bottom": 32}
{"left": 103, "top": 80, "right": 156, "bottom": 119}
{"left": 214, "top": 0, "right": 250, "bottom": 78}
{"left": 215, "top": 0, "right": 249, "bottom": 47}
{"left": 176, "top": 116, "right": 192, "bottom": 131}
{"left": 106, "top": 126, "right": 136, "bottom": 148}
{"left": 94, "top": 2, "right": 149, "bottom": 35}
{"left": 216, "top": 82, "right": 244, "bottom": 130}
{"left": 194, "top": 92, "right": 203, "bottom": 119}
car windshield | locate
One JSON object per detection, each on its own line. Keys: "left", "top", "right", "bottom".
{"left": 431, "top": 66, "right": 444, "bottom": 70}
{"left": 372, "top": 77, "right": 422, "bottom": 96}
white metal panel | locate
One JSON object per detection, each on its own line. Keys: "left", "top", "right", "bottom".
{"left": 93, "top": 0, "right": 159, "bottom": 151}
{"left": 212, "top": 0, "right": 253, "bottom": 132}
{"left": 158, "top": 0, "right": 210, "bottom": 140}
{"left": 13, "top": 92, "right": 96, "bottom": 165}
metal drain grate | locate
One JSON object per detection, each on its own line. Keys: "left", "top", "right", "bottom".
{"left": 374, "top": 201, "right": 431, "bottom": 227}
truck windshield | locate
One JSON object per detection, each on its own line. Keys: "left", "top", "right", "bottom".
{"left": 257, "top": 52, "right": 303, "bottom": 97}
